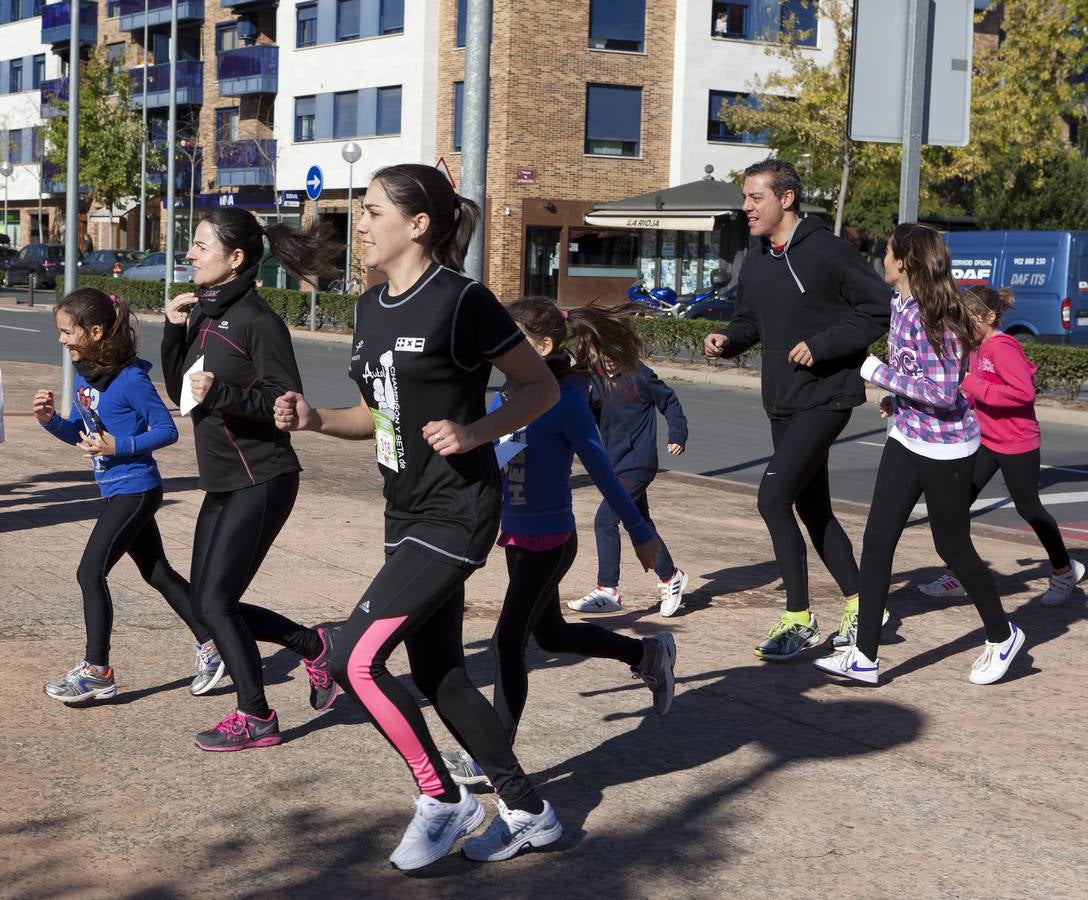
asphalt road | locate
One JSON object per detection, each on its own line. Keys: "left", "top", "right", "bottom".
{"left": 4, "top": 297, "right": 1087, "bottom": 545}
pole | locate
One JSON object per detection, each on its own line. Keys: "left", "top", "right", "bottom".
{"left": 309, "top": 200, "right": 318, "bottom": 331}
{"left": 139, "top": 0, "right": 148, "bottom": 250}
{"left": 343, "top": 162, "right": 352, "bottom": 296}
{"left": 38, "top": 182, "right": 43, "bottom": 243}
{"left": 3, "top": 177, "right": 7, "bottom": 245}
{"left": 164, "top": 0, "right": 178, "bottom": 306}
{"left": 188, "top": 147, "right": 195, "bottom": 247}
{"left": 61, "top": 3, "right": 82, "bottom": 415}
{"left": 897, "top": 0, "right": 930, "bottom": 225}
{"left": 461, "top": 0, "right": 491, "bottom": 281}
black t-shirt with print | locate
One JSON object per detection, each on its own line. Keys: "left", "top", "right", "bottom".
{"left": 348, "top": 263, "right": 524, "bottom": 568}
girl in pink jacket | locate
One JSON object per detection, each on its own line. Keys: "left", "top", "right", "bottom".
{"left": 918, "top": 285, "right": 1084, "bottom": 605}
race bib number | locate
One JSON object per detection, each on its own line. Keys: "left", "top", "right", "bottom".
{"left": 371, "top": 407, "right": 398, "bottom": 472}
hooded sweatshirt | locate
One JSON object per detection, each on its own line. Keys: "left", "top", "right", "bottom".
{"left": 959, "top": 331, "right": 1040, "bottom": 454}
{"left": 43, "top": 358, "right": 176, "bottom": 497}
{"left": 717, "top": 216, "right": 890, "bottom": 416}
{"left": 161, "top": 267, "right": 302, "bottom": 492}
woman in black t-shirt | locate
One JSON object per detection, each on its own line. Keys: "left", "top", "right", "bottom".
{"left": 274, "top": 164, "right": 562, "bottom": 870}
{"left": 162, "top": 208, "right": 344, "bottom": 751}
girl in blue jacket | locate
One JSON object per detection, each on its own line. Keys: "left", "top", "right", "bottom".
{"left": 34, "top": 289, "right": 216, "bottom": 703}
{"left": 442, "top": 297, "right": 678, "bottom": 786}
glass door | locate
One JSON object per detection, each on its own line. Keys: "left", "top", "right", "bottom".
{"left": 523, "top": 226, "right": 561, "bottom": 299}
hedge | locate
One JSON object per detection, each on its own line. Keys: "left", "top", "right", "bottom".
{"left": 630, "top": 316, "right": 1088, "bottom": 400}
{"left": 58, "top": 275, "right": 358, "bottom": 329}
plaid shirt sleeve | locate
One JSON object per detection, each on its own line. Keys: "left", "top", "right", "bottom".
{"left": 865, "top": 318, "right": 963, "bottom": 410}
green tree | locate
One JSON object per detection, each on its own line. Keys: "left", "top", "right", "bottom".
{"left": 43, "top": 48, "right": 153, "bottom": 240}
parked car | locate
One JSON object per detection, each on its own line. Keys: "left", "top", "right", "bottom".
{"left": 3, "top": 244, "right": 82, "bottom": 289}
{"left": 124, "top": 252, "right": 195, "bottom": 283}
{"left": 81, "top": 250, "right": 146, "bottom": 277}
{"left": 944, "top": 230, "right": 1088, "bottom": 345}
{"left": 0, "top": 245, "right": 18, "bottom": 272}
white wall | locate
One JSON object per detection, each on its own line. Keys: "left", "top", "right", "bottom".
{"left": 669, "top": 0, "right": 836, "bottom": 186}
{"left": 0, "top": 17, "right": 55, "bottom": 204}
{"left": 274, "top": 0, "right": 438, "bottom": 194}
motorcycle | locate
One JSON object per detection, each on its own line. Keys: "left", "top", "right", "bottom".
{"left": 626, "top": 278, "right": 681, "bottom": 316}
{"left": 676, "top": 268, "right": 736, "bottom": 321}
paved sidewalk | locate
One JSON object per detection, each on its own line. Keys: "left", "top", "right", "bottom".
{"left": 1, "top": 360, "right": 1086, "bottom": 899}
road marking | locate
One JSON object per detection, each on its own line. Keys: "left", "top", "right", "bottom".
{"left": 855, "top": 441, "right": 886, "bottom": 448}
{"left": 914, "top": 490, "right": 1088, "bottom": 516}
{"left": 0, "top": 324, "right": 40, "bottom": 332}
{"left": 1041, "top": 463, "right": 1088, "bottom": 475}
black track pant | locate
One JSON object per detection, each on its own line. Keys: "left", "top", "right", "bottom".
{"left": 495, "top": 535, "right": 643, "bottom": 743}
{"left": 758, "top": 408, "right": 859, "bottom": 612}
{"left": 856, "top": 439, "right": 1011, "bottom": 660}
{"left": 79, "top": 486, "right": 207, "bottom": 667}
{"left": 328, "top": 541, "right": 543, "bottom": 813}
{"left": 971, "top": 446, "right": 1070, "bottom": 570}
{"left": 191, "top": 472, "right": 321, "bottom": 717}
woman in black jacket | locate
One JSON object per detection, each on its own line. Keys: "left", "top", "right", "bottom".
{"left": 162, "top": 208, "right": 343, "bottom": 751}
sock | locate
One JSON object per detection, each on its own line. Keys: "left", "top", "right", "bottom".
{"left": 782, "top": 609, "right": 811, "bottom": 627}
{"left": 842, "top": 593, "right": 859, "bottom": 613}
{"left": 86, "top": 662, "right": 110, "bottom": 676}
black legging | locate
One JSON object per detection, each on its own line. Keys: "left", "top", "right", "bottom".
{"left": 328, "top": 541, "right": 543, "bottom": 813}
{"left": 495, "top": 534, "right": 643, "bottom": 743}
{"left": 191, "top": 471, "right": 322, "bottom": 717}
{"left": 78, "top": 486, "right": 208, "bottom": 667}
{"left": 856, "top": 439, "right": 1011, "bottom": 660}
{"left": 758, "top": 408, "right": 860, "bottom": 612}
{"left": 971, "top": 446, "right": 1070, "bottom": 570}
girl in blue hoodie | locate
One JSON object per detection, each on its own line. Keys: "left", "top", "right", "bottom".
{"left": 34, "top": 288, "right": 215, "bottom": 703}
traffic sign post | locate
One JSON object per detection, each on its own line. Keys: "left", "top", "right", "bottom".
{"left": 306, "top": 166, "right": 323, "bottom": 331}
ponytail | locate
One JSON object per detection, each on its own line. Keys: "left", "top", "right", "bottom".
{"left": 960, "top": 283, "right": 1015, "bottom": 327}
{"left": 55, "top": 288, "right": 137, "bottom": 375}
{"left": 201, "top": 207, "right": 342, "bottom": 284}
{"left": 506, "top": 296, "right": 642, "bottom": 377}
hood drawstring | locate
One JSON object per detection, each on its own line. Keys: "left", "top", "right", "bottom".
{"left": 768, "top": 219, "right": 806, "bottom": 295}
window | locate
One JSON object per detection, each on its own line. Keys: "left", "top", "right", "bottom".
{"left": 215, "top": 107, "right": 240, "bottom": 143}
{"left": 107, "top": 0, "right": 121, "bottom": 16}
{"left": 377, "top": 85, "right": 401, "bottom": 135}
{"left": 707, "top": 90, "right": 768, "bottom": 144}
{"left": 9, "top": 60, "right": 23, "bottom": 93}
{"left": 568, "top": 229, "right": 640, "bottom": 278}
{"left": 295, "top": 95, "right": 316, "bottom": 141}
{"left": 33, "top": 0, "right": 44, "bottom": 14}
{"left": 337, "top": 0, "right": 360, "bottom": 41}
{"left": 8, "top": 129, "right": 23, "bottom": 160}
{"left": 334, "top": 90, "right": 358, "bottom": 138}
{"left": 12, "top": 0, "right": 23, "bottom": 19}
{"left": 216, "top": 22, "right": 239, "bottom": 54}
{"left": 380, "top": 0, "right": 404, "bottom": 34}
{"left": 453, "top": 81, "right": 463, "bottom": 152}
{"left": 32, "top": 54, "right": 46, "bottom": 89}
{"left": 456, "top": 0, "right": 466, "bottom": 47}
{"left": 296, "top": 3, "right": 317, "bottom": 48}
{"left": 584, "top": 84, "right": 641, "bottom": 157}
{"left": 711, "top": 1, "right": 817, "bottom": 46}
{"left": 31, "top": 126, "right": 44, "bottom": 161}
{"left": 106, "top": 42, "right": 125, "bottom": 66}
{"left": 589, "top": 0, "right": 645, "bottom": 52}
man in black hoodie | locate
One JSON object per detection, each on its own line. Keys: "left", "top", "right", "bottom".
{"left": 704, "top": 159, "right": 890, "bottom": 661}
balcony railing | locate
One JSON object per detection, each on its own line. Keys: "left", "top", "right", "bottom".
{"left": 42, "top": 160, "right": 89, "bottom": 195}
{"left": 119, "top": 0, "right": 203, "bottom": 32}
{"left": 40, "top": 77, "right": 68, "bottom": 118}
{"left": 128, "top": 61, "right": 204, "bottom": 108}
{"left": 41, "top": 1, "right": 97, "bottom": 48}
{"left": 216, "top": 139, "right": 275, "bottom": 187}
{"left": 217, "top": 45, "right": 278, "bottom": 96}
{"left": 222, "top": 0, "right": 276, "bottom": 8}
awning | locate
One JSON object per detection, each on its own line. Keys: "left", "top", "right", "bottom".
{"left": 582, "top": 212, "right": 724, "bottom": 231}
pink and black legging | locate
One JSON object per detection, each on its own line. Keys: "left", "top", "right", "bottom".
{"left": 329, "top": 540, "right": 544, "bottom": 813}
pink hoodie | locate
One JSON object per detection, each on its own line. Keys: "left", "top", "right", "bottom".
{"left": 959, "top": 332, "right": 1040, "bottom": 454}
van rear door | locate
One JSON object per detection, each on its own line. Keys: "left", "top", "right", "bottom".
{"left": 996, "top": 232, "right": 1067, "bottom": 342}
{"left": 1071, "top": 251, "right": 1088, "bottom": 346}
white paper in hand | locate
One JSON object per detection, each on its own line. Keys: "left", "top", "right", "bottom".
{"left": 180, "top": 355, "right": 206, "bottom": 416}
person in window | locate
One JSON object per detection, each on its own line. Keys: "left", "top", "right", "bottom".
{"left": 715, "top": 10, "right": 729, "bottom": 36}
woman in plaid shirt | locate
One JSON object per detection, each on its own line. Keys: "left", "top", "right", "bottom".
{"left": 815, "top": 223, "right": 1024, "bottom": 686}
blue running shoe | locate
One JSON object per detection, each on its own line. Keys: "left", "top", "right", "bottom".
{"left": 44, "top": 660, "right": 117, "bottom": 703}
{"left": 190, "top": 641, "right": 227, "bottom": 696}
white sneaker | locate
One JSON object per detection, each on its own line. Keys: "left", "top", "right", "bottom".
{"left": 462, "top": 798, "right": 563, "bottom": 862}
{"left": 658, "top": 569, "right": 688, "bottom": 617}
{"left": 1039, "top": 559, "right": 1085, "bottom": 607}
{"left": 568, "top": 586, "right": 622, "bottom": 613}
{"left": 813, "top": 646, "right": 880, "bottom": 685}
{"left": 388, "top": 786, "right": 485, "bottom": 871}
{"left": 968, "top": 622, "right": 1025, "bottom": 685}
{"left": 918, "top": 573, "right": 967, "bottom": 598}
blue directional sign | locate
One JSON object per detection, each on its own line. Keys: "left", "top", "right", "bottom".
{"left": 305, "top": 165, "right": 324, "bottom": 201}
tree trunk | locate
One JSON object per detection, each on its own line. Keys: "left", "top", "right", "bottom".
{"left": 834, "top": 136, "right": 851, "bottom": 237}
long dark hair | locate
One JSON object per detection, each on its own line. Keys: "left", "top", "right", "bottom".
{"left": 506, "top": 297, "right": 642, "bottom": 377}
{"left": 200, "top": 207, "right": 342, "bottom": 282}
{"left": 888, "top": 223, "right": 977, "bottom": 360}
{"left": 960, "top": 284, "right": 1015, "bottom": 327}
{"left": 371, "top": 163, "right": 479, "bottom": 272}
{"left": 55, "top": 288, "right": 136, "bottom": 374}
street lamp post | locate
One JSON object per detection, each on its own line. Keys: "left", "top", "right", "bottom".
{"left": 139, "top": 0, "right": 148, "bottom": 250}
{"left": 340, "top": 141, "right": 361, "bottom": 293}
{"left": 0, "top": 160, "right": 13, "bottom": 247}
